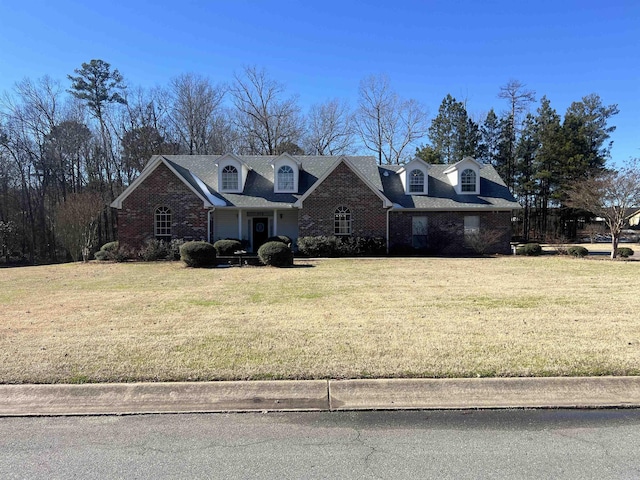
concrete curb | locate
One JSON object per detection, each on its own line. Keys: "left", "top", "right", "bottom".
{"left": 1, "top": 377, "right": 640, "bottom": 416}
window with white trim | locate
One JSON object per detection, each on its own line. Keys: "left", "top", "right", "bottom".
{"left": 461, "top": 169, "right": 477, "bottom": 192}
{"left": 464, "top": 215, "right": 480, "bottom": 240}
{"left": 155, "top": 206, "right": 172, "bottom": 238}
{"left": 412, "top": 216, "right": 428, "bottom": 249}
{"left": 221, "top": 165, "right": 239, "bottom": 191}
{"left": 334, "top": 206, "right": 352, "bottom": 235}
{"left": 409, "top": 169, "right": 425, "bottom": 193}
{"left": 277, "top": 165, "right": 294, "bottom": 191}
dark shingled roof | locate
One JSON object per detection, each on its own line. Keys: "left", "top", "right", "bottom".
{"left": 153, "top": 155, "right": 520, "bottom": 211}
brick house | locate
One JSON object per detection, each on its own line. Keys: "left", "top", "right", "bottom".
{"left": 111, "top": 153, "right": 521, "bottom": 254}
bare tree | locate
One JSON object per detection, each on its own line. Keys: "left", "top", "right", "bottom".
{"left": 55, "top": 191, "right": 104, "bottom": 262}
{"left": 355, "top": 74, "right": 428, "bottom": 164}
{"left": 230, "top": 66, "right": 303, "bottom": 155}
{"left": 166, "top": 73, "right": 227, "bottom": 155}
{"left": 304, "top": 98, "right": 354, "bottom": 155}
{"left": 565, "top": 159, "right": 640, "bottom": 259}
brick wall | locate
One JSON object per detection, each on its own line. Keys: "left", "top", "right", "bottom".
{"left": 116, "top": 163, "right": 208, "bottom": 249}
{"left": 298, "top": 162, "right": 387, "bottom": 238}
{"left": 389, "top": 210, "right": 513, "bottom": 254}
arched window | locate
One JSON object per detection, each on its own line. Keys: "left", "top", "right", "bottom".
{"left": 155, "top": 206, "right": 171, "bottom": 238}
{"left": 461, "top": 169, "right": 477, "bottom": 192}
{"left": 409, "top": 169, "right": 425, "bottom": 193}
{"left": 334, "top": 206, "right": 351, "bottom": 235}
{"left": 221, "top": 165, "right": 239, "bottom": 190}
{"left": 278, "top": 165, "right": 294, "bottom": 191}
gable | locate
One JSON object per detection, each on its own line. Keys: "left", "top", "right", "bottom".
{"left": 111, "top": 156, "right": 216, "bottom": 209}
{"left": 294, "top": 158, "right": 392, "bottom": 208}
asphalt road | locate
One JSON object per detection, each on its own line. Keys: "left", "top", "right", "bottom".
{"left": 1, "top": 409, "right": 640, "bottom": 479}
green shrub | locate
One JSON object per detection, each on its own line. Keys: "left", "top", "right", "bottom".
{"left": 180, "top": 241, "right": 217, "bottom": 267}
{"left": 297, "top": 235, "right": 386, "bottom": 257}
{"left": 616, "top": 247, "right": 634, "bottom": 258}
{"left": 266, "top": 235, "right": 292, "bottom": 246}
{"left": 214, "top": 239, "right": 243, "bottom": 256}
{"left": 258, "top": 241, "right": 293, "bottom": 267}
{"left": 516, "top": 243, "right": 542, "bottom": 256}
{"left": 567, "top": 246, "right": 589, "bottom": 258}
{"left": 100, "top": 241, "right": 119, "bottom": 253}
{"left": 94, "top": 250, "right": 110, "bottom": 261}
{"left": 297, "top": 236, "right": 339, "bottom": 257}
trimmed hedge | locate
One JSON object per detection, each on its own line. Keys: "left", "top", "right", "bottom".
{"left": 180, "top": 241, "right": 217, "bottom": 267}
{"left": 266, "top": 235, "right": 292, "bottom": 246}
{"left": 258, "top": 241, "right": 293, "bottom": 267}
{"left": 213, "top": 239, "right": 243, "bottom": 256}
{"left": 516, "top": 243, "right": 542, "bottom": 256}
{"left": 297, "top": 235, "right": 386, "bottom": 257}
{"left": 567, "top": 246, "right": 589, "bottom": 258}
{"left": 616, "top": 247, "right": 634, "bottom": 258}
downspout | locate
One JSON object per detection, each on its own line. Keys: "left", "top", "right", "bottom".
{"left": 386, "top": 207, "right": 390, "bottom": 255}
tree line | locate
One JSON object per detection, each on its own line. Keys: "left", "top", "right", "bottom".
{"left": 0, "top": 60, "right": 623, "bottom": 262}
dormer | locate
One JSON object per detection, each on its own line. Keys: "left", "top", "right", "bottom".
{"left": 444, "top": 157, "right": 482, "bottom": 195}
{"left": 215, "top": 154, "right": 251, "bottom": 193}
{"left": 398, "top": 157, "right": 429, "bottom": 195}
{"left": 272, "top": 153, "right": 300, "bottom": 193}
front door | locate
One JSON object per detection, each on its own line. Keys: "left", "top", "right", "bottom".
{"left": 252, "top": 217, "right": 269, "bottom": 252}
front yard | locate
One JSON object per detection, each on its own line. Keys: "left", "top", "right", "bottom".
{"left": 1, "top": 256, "right": 639, "bottom": 383}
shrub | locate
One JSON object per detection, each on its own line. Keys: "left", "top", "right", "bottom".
{"left": 213, "top": 239, "right": 243, "bottom": 256}
{"left": 258, "top": 241, "right": 293, "bottom": 267}
{"left": 516, "top": 243, "right": 542, "bottom": 256}
{"left": 616, "top": 247, "right": 634, "bottom": 258}
{"left": 94, "top": 250, "right": 110, "bottom": 261}
{"left": 297, "top": 235, "right": 385, "bottom": 257}
{"left": 168, "top": 239, "right": 185, "bottom": 260}
{"left": 95, "top": 241, "right": 122, "bottom": 261}
{"left": 139, "top": 239, "right": 171, "bottom": 261}
{"left": 180, "top": 241, "right": 217, "bottom": 267}
{"left": 266, "top": 235, "right": 292, "bottom": 246}
{"left": 567, "top": 246, "right": 589, "bottom": 258}
{"left": 100, "top": 241, "right": 119, "bottom": 253}
{"left": 297, "top": 236, "right": 338, "bottom": 257}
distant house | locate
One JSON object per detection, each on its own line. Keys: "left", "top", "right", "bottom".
{"left": 110, "top": 154, "right": 521, "bottom": 254}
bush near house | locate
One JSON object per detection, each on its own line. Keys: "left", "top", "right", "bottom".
{"left": 297, "top": 235, "right": 385, "bottom": 257}
{"left": 213, "top": 239, "right": 243, "bottom": 256}
{"left": 616, "top": 247, "right": 634, "bottom": 258}
{"left": 180, "top": 241, "right": 217, "bottom": 267}
{"left": 258, "top": 241, "right": 294, "bottom": 267}
{"left": 516, "top": 243, "right": 542, "bottom": 256}
{"left": 265, "top": 235, "right": 292, "bottom": 246}
{"left": 567, "top": 246, "right": 589, "bottom": 258}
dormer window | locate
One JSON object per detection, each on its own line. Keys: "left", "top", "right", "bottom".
{"left": 272, "top": 154, "right": 300, "bottom": 193}
{"left": 399, "top": 157, "right": 429, "bottom": 195}
{"left": 277, "top": 165, "right": 294, "bottom": 191}
{"left": 221, "top": 165, "right": 239, "bottom": 191}
{"left": 444, "top": 157, "right": 481, "bottom": 194}
{"left": 409, "top": 169, "right": 425, "bottom": 193}
{"left": 461, "top": 169, "right": 476, "bottom": 192}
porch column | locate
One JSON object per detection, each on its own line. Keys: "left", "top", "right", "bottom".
{"left": 273, "top": 209, "right": 278, "bottom": 235}
{"left": 238, "top": 210, "right": 243, "bottom": 241}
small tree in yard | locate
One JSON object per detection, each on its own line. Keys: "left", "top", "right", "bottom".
{"left": 565, "top": 159, "right": 640, "bottom": 259}
{"left": 56, "top": 192, "right": 104, "bottom": 262}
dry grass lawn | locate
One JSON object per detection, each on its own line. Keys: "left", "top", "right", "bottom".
{"left": 1, "top": 256, "right": 639, "bottom": 383}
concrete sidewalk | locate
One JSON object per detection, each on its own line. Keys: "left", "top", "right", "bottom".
{"left": 1, "top": 377, "right": 640, "bottom": 416}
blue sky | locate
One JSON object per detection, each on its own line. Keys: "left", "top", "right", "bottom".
{"left": 1, "top": 0, "right": 638, "bottom": 163}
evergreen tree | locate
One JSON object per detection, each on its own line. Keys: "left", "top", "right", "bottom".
{"left": 428, "top": 94, "right": 479, "bottom": 164}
